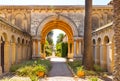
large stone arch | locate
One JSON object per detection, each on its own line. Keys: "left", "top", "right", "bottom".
{"left": 36, "top": 14, "right": 78, "bottom": 37}
{"left": 40, "top": 20, "right": 74, "bottom": 58}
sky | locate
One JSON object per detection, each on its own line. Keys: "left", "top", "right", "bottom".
{"left": 0, "top": 0, "right": 111, "bottom": 5}
{"left": 52, "top": 29, "right": 65, "bottom": 45}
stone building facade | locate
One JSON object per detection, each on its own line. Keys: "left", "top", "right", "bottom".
{"left": 0, "top": 5, "right": 114, "bottom": 74}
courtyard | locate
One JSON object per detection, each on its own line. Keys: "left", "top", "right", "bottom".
{"left": 0, "top": 0, "right": 120, "bottom": 81}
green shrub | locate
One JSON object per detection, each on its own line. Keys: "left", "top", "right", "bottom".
{"left": 32, "top": 64, "right": 47, "bottom": 74}
{"left": 16, "top": 66, "right": 33, "bottom": 76}
{"left": 94, "top": 64, "right": 104, "bottom": 72}
{"left": 84, "top": 70, "right": 97, "bottom": 76}
{"left": 10, "top": 64, "right": 22, "bottom": 72}
{"left": 10, "top": 59, "right": 52, "bottom": 81}
{"left": 61, "top": 42, "right": 68, "bottom": 57}
{"left": 56, "top": 53, "right": 61, "bottom": 57}
{"left": 89, "top": 77, "right": 98, "bottom": 81}
{"left": 68, "top": 60, "right": 82, "bottom": 72}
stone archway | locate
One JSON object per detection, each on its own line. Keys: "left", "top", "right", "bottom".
{"left": 40, "top": 20, "right": 74, "bottom": 58}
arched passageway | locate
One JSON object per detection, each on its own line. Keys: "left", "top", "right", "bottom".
{"left": 40, "top": 20, "right": 74, "bottom": 58}
{"left": 32, "top": 19, "right": 83, "bottom": 59}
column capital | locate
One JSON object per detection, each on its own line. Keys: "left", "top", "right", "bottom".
{"left": 32, "top": 36, "right": 41, "bottom": 40}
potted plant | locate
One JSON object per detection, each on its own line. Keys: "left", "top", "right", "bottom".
{"left": 76, "top": 66, "right": 85, "bottom": 77}
{"left": 33, "top": 64, "right": 47, "bottom": 77}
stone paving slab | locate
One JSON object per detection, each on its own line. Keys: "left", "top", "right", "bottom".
{"left": 48, "top": 57, "right": 73, "bottom": 77}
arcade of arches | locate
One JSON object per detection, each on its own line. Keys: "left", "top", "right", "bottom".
{"left": 0, "top": 3, "right": 117, "bottom": 78}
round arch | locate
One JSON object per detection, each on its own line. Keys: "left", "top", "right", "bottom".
{"left": 40, "top": 20, "right": 74, "bottom": 58}
{"left": 36, "top": 14, "right": 78, "bottom": 37}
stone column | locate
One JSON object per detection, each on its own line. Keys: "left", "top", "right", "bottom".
{"left": 4, "top": 41, "right": 10, "bottom": 72}
{"left": 0, "top": 41, "right": 2, "bottom": 75}
{"left": 68, "top": 42, "right": 73, "bottom": 59}
{"left": 38, "top": 40, "right": 41, "bottom": 57}
{"left": 22, "top": 44, "right": 25, "bottom": 60}
{"left": 11, "top": 43, "right": 16, "bottom": 64}
{"left": 32, "top": 40, "right": 35, "bottom": 58}
{"left": 78, "top": 40, "right": 82, "bottom": 56}
{"left": 17, "top": 44, "right": 21, "bottom": 63}
{"left": 15, "top": 43, "right": 18, "bottom": 63}
{"left": 100, "top": 44, "right": 107, "bottom": 70}
{"left": 107, "top": 42, "right": 113, "bottom": 73}
{"left": 94, "top": 45, "right": 98, "bottom": 64}
{"left": 67, "top": 42, "right": 70, "bottom": 58}
{"left": 35, "top": 41, "right": 38, "bottom": 56}
{"left": 74, "top": 40, "right": 77, "bottom": 58}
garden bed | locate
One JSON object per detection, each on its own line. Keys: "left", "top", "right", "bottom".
{"left": 10, "top": 59, "right": 52, "bottom": 81}
{"left": 67, "top": 60, "right": 113, "bottom": 81}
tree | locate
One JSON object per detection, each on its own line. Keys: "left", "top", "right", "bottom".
{"left": 56, "top": 33, "right": 64, "bottom": 43}
{"left": 113, "top": 0, "right": 120, "bottom": 80}
{"left": 47, "top": 31, "right": 53, "bottom": 45}
{"left": 83, "top": 0, "right": 93, "bottom": 70}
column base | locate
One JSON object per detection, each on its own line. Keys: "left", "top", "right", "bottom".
{"left": 32, "top": 54, "right": 43, "bottom": 59}
{"left": 107, "top": 64, "right": 113, "bottom": 73}
{"left": 100, "top": 61, "right": 107, "bottom": 71}
{"left": 4, "top": 64, "right": 10, "bottom": 73}
{"left": 0, "top": 66, "right": 2, "bottom": 75}
{"left": 68, "top": 53, "right": 73, "bottom": 59}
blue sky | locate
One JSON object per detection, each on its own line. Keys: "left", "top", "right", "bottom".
{"left": 0, "top": 0, "right": 111, "bottom": 5}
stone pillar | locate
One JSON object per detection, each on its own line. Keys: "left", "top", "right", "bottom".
{"left": 4, "top": 41, "right": 10, "bottom": 72}
{"left": 0, "top": 41, "right": 2, "bottom": 75}
{"left": 22, "top": 44, "right": 25, "bottom": 60}
{"left": 15, "top": 43, "right": 18, "bottom": 63}
{"left": 17, "top": 44, "right": 21, "bottom": 63}
{"left": 96, "top": 44, "right": 100, "bottom": 65}
{"left": 78, "top": 40, "right": 82, "bottom": 56}
{"left": 35, "top": 41, "right": 38, "bottom": 56}
{"left": 41, "top": 43, "right": 46, "bottom": 58}
{"left": 67, "top": 42, "right": 70, "bottom": 58}
{"left": 11, "top": 43, "right": 16, "bottom": 64}
{"left": 107, "top": 42, "right": 113, "bottom": 73}
{"left": 32, "top": 40, "right": 35, "bottom": 58}
{"left": 38, "top": 40, "right": 41, "bottom": 57}
{"left": 94, "top": 45, "right": 98, "bottom": 64}
{"left": 74, "top": 40, "right": 77, "bottom": 57}
{"left": 68, "top": 42, "right": 73, "bottom": 59}
{"left": 100, "top": 44, "right": 107, "bottom": 70}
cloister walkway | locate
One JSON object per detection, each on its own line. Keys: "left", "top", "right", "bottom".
{"left": 48, "top": 57, "right": 73, "bottom": 77}
{"left": 43, "top": 57, "right": 87, "bottom": 81}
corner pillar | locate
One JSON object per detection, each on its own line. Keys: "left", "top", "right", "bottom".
{"left": 4, "top": 41, "right": 10, "bottom": 72}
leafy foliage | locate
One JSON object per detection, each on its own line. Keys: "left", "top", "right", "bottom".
{"left": 89, "top": 77, "right": 98, "bottom": 81}
{"left": 61, "top": 42, "right": 68, "bottom": 57}
{"left": 57, "top": 33, "right": 64, "bottom": 43}
{"left": 93, "top": 64, "right": 104, "bottom": 72}
{"left": 68, "top": 60, "right": 82, "bottom": 72}
{"left": 56, "top": 42, "right": 68, "bottom": 57}
{"left": 47, "top": 31, "right": 53, "bottom": 45}
{"left": 45, "top": 40, "right": 52, "bottom": 56}
{"left": 10, "top": 59, "right": 52, "bottom": 80}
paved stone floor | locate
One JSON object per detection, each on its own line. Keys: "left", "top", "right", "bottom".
{"left": 48, "top": 57, "right": 73, "bottom": 77}
{"left": 45, "top": 57, "right": 87, "bottom": 81}
{"left": 0, "top": 57, "right": 112, "bottom": 81}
